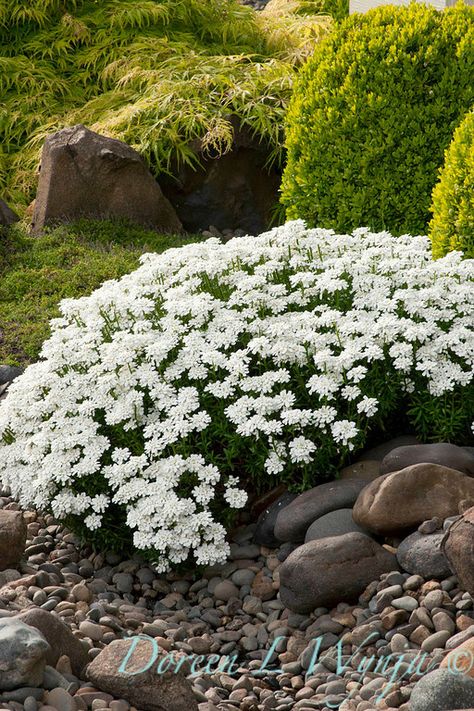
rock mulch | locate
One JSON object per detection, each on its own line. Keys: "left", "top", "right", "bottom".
{"left": 0, "top": 366, "right": 474, "bottom": 711}
{"left": 0, "top": 492, "right": 471, "bottom": 711}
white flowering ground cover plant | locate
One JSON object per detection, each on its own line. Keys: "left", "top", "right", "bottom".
{"left": 0, "top": 221, "right": 473, "bottom": 571}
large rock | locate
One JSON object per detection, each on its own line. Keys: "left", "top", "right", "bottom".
{"left": 253, "top": 491, "right": 297, "bottom": 547}
{"left": 159, "top": 120, "right": 280, "bottom": 234}
{"left": 31, "top": 125, "right": 182, "bottom": 234}
{"left": 17, "top": 609, "right": 88, "bottom": 677}
{"left": 380, "top": 442, "right": 474, "bottom": 477}
{"left": 304, "top": 508, "right": 370, "bottom": 543}
{"left": 0, "top": 366, "right": 23, "bottom": 386}
{"left": 86, "top": 638, "right": 198, "bottom": 711}
{"left": 274, "top": 479, "right": 368, "bottom": 543}
{"left": 410, "top": 668, "right": 474, "bottom": 711}
{"left": 0, "top": 199, "right": 19, "bottom": 228}
{"left": 279, "top": 532, "right": 397, "bottom": 613}
{"left": 441, "top": 637, "right": 474, "bottom": 677}
{"left": 0, "top": 511, "right": 26, "bottom": 570}
{"left": 0, "top": 618, "right": 50, "bottom": 690}
{"left": 355, "top": 435, "right": 419, "bottom": 462}
{"left": 397, "top": 531, "right": 451, "bottom": 579}
{"left": 353, "top": 464, "right": 474, "bottom": 535}
{"left": 442, "top": 507, "right": 474, "bottom": 596}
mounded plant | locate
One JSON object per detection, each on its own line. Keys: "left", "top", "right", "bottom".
{"left": 0, "top": 222, "right": 472, "bottom": 570}
{"left": 0, "top": 0, "right": 331, "bottom": 209}
{"left": 280, "top": 3, "right": 474, "bottom": 236}
{"left": 430, "top": 110, "right": 474, "bottom": 259}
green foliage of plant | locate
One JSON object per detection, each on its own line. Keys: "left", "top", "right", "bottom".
{"left": 0, "top": 220, "right": 199, "bottom": 366}
{"left": 429, "top": 110, "right": 474, "bottom": 259}
{"left": 280, "top": 3, "right": 474, "bottom": 236}
{"left": 0, "top": 0, "right": 331, "bottom": 209}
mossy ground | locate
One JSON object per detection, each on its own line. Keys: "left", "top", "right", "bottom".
{"left": 0, "top": 220, "right": 200, "bottom": 366}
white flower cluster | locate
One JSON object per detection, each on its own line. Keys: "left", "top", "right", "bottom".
{"left": 0, "top": 222, "right": 473, "bottom": 571}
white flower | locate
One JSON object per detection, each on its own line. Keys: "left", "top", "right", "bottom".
{"left": 289, "top": 436, "right": 317, "bottom": 464}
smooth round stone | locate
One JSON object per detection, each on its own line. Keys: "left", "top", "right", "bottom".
{"left": 79, "top": 621, "right": 103, "bottom": 642}
{"left": 304, "top": 509, "right": 370, "bottom": 543}
{"left": 397, "top": 531, "right": 451, "bottom": 579}
{"left": 231, "top": 570, "right": 255, "bottom": 587}
{"left": 420, "top": 630, "right": 451, "bottom": 653}
{"left": 46, "top": 688, "right": 76, "bottom": 711}
{"left": 213, "top": 581, "right": 239, "bottom": 602}
{"left": 71, "top": 585, "right": 92, "bottom": 603}
{"left": 392, "top": 596, "right": 419, "bottom": 612}
{"left": 112, "top": 573, "right": 134, "bottom": 594}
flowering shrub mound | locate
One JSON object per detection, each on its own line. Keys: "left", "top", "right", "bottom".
{"left": 280, "top": 3, "right": 474, "bottom": 235}
{"left": 0, "top": 222, "right": 473, "bottom": 571}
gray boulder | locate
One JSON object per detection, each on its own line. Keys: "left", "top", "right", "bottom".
{"left": 32, "top": 125, "right": 182, "bottom": 234}
{"left": 304, "top": 508, "right": 370, "bottom": 543}
{"left": 0, "top": 366, "right": 23, "bottom": 386}
{"left": 0, "top": 199, "right": 19, "bottom": 228}
{"left": 253, "top": 492, "right": 297, "bottom": 547}
{"left": 397, "top": 531, "right": 452, "bottom": 579}
{"left": 0, "top": 618, "right": 50, "bottom": 690}
{"left": 275, "top": 479, "right": 368, "bottom": 543}
{"left": 279, "top": 532, "right": 397, "bottom": 613}
{"left": 380, "top": 442, "right": 474, "bottom": 477}
{"left": 410, "top": 668, "right": 474, "bottom": 711}
{"left": 356, "top": 435, "right": 419, "bottom": 462}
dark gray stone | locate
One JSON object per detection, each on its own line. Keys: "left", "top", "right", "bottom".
{"left": 0, "top": 199, "right": 19, "bottom": 228}
{"left": 304, "top": 508, "right": 370, "bottom": 543}
{"left": 356, "top": 435, "right": 419, "bottom": 462}
{"left": 0, "top": 366, "right": 23, "bottom": 386}
{"left": 0, "top": 619, "right": 50, "bottom": 690}
{"left": 32, "top": 125, "right": 182, "bottom": 235}
{"left": 397, "top": 531, "right": 452, "bottom": 579}
{"left": 279, "top": 532, "right": 397, "bottom": 614}
{"left": 380, "top": 442, "right": 474, "bottom": 477}
{"left": 275, "top": 479, "right": 368, "bottom": 543}
{"left": 253, "top": 492, "right": 297, "bottom": 546}
{"left": 410, "top": 668, "right": 474, "bottom": 711}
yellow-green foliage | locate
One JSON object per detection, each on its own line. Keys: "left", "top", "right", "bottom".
{"left": 280, "top": 3, "right": 474, "bottom": 236}
{"left": 0, "top": 0, "right": 331, "bottom": 211}
{"left": 430, "top": 110, "right": 474, "bottom": 259}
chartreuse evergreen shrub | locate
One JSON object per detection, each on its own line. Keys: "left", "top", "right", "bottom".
{"left": 0, "top": 222, "right": 473, "bottom": 569}
{"left": 430, "top": 111, "right": 474, "bottom": 259}
{"left": 281, "top": 3, "right": 474, "bottom": 236}
{"left": 0, "top": 220, "right": 198, "bottom": 366}
{"left": 0, "top": 0, "right": 331, "bottom": 210}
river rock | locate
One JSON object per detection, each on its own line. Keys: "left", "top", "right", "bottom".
{"left": 410, "top": 668, "right": 474, "bottom": 711}
{"left": 0, "top": 510, "right": 27, "bottom": 570}
{"left": 0, "top": 619, "right": 50, "bottom": 690}
{"left": 380, "top": 442, "right": 474, "bottom": 477}
{"left": 31, "top": 125, "right": 182, "bottom": 234}
{"left": 441, "top": 637, "right": 474, "bottom": 677}
{"left": 340, "top": 461, "right": 380, "bottom": 481}
{"left": 442, "top": 507, "right": 474, "bottom": 596}
{"left": 0, "top": 199, "right": 19, "bottom": 228}
{"left": 356, "top": 435, "right": 419, "bottom": 462}
{"left": 253, "top": 492, "right": 297, "bottom": 546}
{"left": 17, "top": 609, "right": 88, "bottom": 677}
{"left": 304, "top": 508, "right": 370, "bottom": 543}
{"left": 279, "top": 532, "right": 397, "bottom": 613}
{"left": 397, "top": 531, "right": 452, "bottom": 579}
{"left": 0, "top": 366, "right": 23, "bottom": 386}
{"left": 353, "top": 464, "right": 474, "bottom": 535}
{"left": 275, "top": 479, "right": 368, "bottom": 543}
{"left": 86, "top": 638, "right": 198, "bottom": 711}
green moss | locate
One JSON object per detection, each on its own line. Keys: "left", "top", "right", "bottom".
{"left": 0, "top": 219, "right": 200, "bottom": 366}
{"left": 280, "top": 3, "right": 474, "bottom": 236}
{"left": 430, "top": 110, "right": 474, "bottom": 259}
{"left": 0, "top": 0, "right": 331, "bottom": 211}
